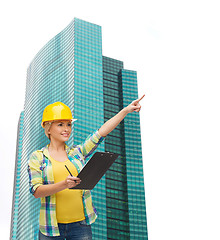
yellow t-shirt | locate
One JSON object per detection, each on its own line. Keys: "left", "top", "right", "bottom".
{"left": 50, "top": 156, "right": 85, "bottom": 223}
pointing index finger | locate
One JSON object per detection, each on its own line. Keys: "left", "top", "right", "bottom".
{"left": 136, "top": 94, "right": 145, "bottom": 103}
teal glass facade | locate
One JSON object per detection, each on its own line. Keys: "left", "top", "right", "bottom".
{"left": 10, "top": 112, "right": 24, "bottom": 240}
{"left": 73, "top": 18, "right": 106, "bottom": 239}
{"left": 121, "top": 70, "right": 148, "bottom": 239}
{"left": 10, "top": 19, "right": 77, "bottom": 240}
{"left": 10, "top": 18, "right": 147, "bottom": 240}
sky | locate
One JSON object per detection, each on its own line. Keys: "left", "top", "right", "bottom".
{"left": 0, "top": 0, "right": 220, "bottom": 239}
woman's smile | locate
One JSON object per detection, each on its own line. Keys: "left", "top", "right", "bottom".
{"left": 61, "top": 133, "right": 70, "bottom": 137}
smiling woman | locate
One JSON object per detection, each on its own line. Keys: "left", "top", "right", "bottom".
{"left": 27, "top": 96, "right": 144, "bottom": 240}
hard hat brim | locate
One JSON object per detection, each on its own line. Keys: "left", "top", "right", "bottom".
{"left": 41, "top": 118, "right": 77, "bottom": 128}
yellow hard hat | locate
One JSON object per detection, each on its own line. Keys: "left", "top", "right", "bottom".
{"left": 41, "top": 102, "right": 77, "bottom": 127}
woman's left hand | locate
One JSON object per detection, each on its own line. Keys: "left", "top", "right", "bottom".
{"left": 125, "top": 94, "right": 145, "bottom": 113}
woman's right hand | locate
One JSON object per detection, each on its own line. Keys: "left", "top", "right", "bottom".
{"left": 65, "top": 175, "right": 81, "bottom": 188}
{"left": 33, "top": 176, "right": 81, "bottom": 198}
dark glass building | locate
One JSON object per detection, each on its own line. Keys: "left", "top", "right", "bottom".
{"left": 10, "top": 18, "right": 148, "bottom": 240}
{"left": 103, "top": 56, "right": 148, "bottom": 239}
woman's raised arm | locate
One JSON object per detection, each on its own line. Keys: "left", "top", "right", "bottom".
{"left": 98, "top": 94, "right": 145, "bottom": 137}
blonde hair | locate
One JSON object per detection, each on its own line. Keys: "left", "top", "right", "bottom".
{"left": 43, "top": 121, "right": 53, "bottom": 140}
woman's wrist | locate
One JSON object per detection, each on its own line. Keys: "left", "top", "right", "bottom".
{"left": 122, "top": 106, "right": 130, "bottom": 115}
{"left": 59, "top": 180, "right": 68, "bottom": 190}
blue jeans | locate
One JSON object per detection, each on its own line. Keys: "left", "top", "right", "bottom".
{"left": 38, "top": 220, "right": 92, "bottom": 240}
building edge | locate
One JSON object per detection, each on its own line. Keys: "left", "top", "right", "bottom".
{"left": 10, "top": 111, "right": 24, "bottom": 240}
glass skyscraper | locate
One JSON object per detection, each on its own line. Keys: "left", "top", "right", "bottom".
{"left": 10, "top": 18, "right": 147, "bottom": 240}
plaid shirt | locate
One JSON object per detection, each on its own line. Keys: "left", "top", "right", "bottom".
{"left": 28, "top": 129, "right": 105, "bottom": 237}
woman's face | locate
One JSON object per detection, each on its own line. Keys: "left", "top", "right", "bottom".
{"left": 48, "top": 120, "right": 72, "bottom": 142}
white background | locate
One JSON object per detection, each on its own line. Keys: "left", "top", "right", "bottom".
{"left": 0, "top": 0, "right": 220, "bottom": 239}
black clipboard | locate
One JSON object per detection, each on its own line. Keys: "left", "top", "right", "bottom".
{"left": 70, "top": 152, "right": 119, "bottom": 190}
